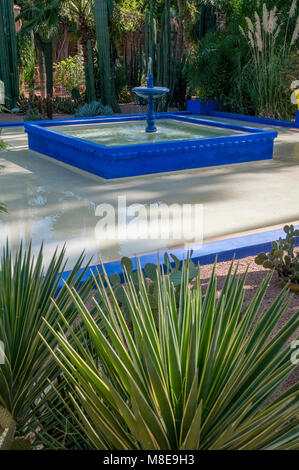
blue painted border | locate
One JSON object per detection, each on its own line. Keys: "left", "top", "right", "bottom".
{"left": 211, "top": 111, "right": 299, "bottom": 129}
{"left": 24, "top": 112, "right": 277, "bottom": 179}
{"left": 187, "top": 99, "right": 299, "bottom": 129}
{"left": 58, "top": 225, "right": 299, "bottom": 292}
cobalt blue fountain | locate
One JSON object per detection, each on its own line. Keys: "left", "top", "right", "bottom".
{"left": 132, "top": 58, "right": 169, "bottom": 133}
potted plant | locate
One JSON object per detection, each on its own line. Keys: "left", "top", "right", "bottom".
{"left": 255, "top": 225, "right": 299, "bottom": 292}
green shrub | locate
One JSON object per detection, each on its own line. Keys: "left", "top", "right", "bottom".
{"left": 17, "top": 95, "right": 36, "bottom": 114}
{"left": 188, "top": 28, "right": 253, "bottom": 114}
{"left": 23, "top": 108, "right": 44, "bottom": 121}
{"left": 115, "top": 61, "right": 132, "bottom": 104}
{"left": 188, "top": 2, "right": 299, "bottom": 119}
{"left": 74, "top": 101, "right": 113, "bottom": 118}
{"left": 240, "top": 3, "right": 299, "bottom": 120}
{"left": 255, "top": 224, "right": 299, "bottom": 286}
{"left": 54, "top": 55, "right": 85, "bottom": 96}
{"left": 44, "top": 259, "right": 299, "bottom": 450}
{"left": 53, "top": 97, "right": 79, "bottom": 115}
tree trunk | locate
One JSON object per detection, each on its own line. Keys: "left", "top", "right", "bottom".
{"left": 35, "top": 33, "right": 53, "bottom": 98}
{"left": 38, "top": 48, "right": 46, "bottom": 99}
{"left": 43, "top": 41, "right": 54, "bottom": 97}
{"left": 199, "top": 4, "right": 216, "bottom": 40}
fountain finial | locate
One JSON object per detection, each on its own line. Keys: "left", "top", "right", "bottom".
{"left": 147, "top": 57, "right": 154, "bottom": 89}
{"left": 147, "top": 57, "right": 153, "bottom": 76}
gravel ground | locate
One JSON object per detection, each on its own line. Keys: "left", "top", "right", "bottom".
{"left": 0, "top": 104, "right": 178, "bottom": 123}
{"left": 0, "top": 112, "right": 74, "bottom": 122}
{"left": 199, "top": 254, "right": 299, "bottom": 397}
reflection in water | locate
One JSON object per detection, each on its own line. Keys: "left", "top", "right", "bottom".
{"left": 54, "top": 119, "right": 244, "bottom": 147}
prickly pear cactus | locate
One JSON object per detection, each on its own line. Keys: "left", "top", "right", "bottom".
{"left": 95, "top": 252, "right": 198, "bottom": 324}
{"left": 255, "top": 225, "right": 299, "bottom": 287}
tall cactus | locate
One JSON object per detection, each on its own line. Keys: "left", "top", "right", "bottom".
{"left": 199, "top": 4, "right": 216, "bottom": 40}
{"left": 145, "top": 0, "right": 178, "bottom": 111}
{"left": 87, "top": 40, "right": 96, "bottom": 102}
{"left": 94, "top": 0, "right": 119, "bottom": 112}
{"left": 0, "top": 0, "right": 19, "bottom": 108}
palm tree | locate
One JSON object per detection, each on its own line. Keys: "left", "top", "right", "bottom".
{"left": 18, "top": 0, "right": 62, "bottom": 98}
{"left": 63, "top": 0, "right": 96, "bottom": 101}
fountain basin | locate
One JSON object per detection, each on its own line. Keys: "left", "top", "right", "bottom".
{"left": 24, "top": 113, "right": 277, "bottom": 179}
{"left": 132, "top": 87, "right": 170, "bottom": 100}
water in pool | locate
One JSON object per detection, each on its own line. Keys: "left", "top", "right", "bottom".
{"left": 53, "top": 119, "right": 244, "bottom": 147}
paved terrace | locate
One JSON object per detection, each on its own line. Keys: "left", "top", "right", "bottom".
{"left": 0, "top": 116, "right": 298, "bottom": 269}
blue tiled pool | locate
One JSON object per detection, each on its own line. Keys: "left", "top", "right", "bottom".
{"left": 25, "top": 112, "right": 277, "bottom": 179}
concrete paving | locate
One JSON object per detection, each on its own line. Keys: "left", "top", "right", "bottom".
{"left": 0, "top": 117, "right": 298, "bottom": 268}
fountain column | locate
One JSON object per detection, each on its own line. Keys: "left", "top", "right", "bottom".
{"left": 132, "top": 57, "right": 169, "bottom": 134}
{"left": 146, "top": 72, "right": 157, "bottom": 133}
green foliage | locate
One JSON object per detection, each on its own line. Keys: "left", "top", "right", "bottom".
{"left": 98, "top": 253, "right": 196, "bottom": 320}
{"left": 255, "top": 225, "right": 299, "bottom": 286}
{"left": 0, "top": 0, "right": 19, "bottom": 108}
{"left": 115, "top": 0, "right": 144, "bottom": 34}
{"left": 17, "top": 95, "right": 36, "bottom": 114}
{"left": 74, "top": 101, "right": 113, "bottom": 117}
{"left": 53, "top": 97, "right": 79, "bottom": 114}
{"left": 142, "top": 0, "right": 188, "bottom": 111}
{"left": 115, "top": 61, "right": 133, "bottom": 103}
{"left": 17, "top": 30, "right": 36, "bottom": 92}
{"left": 0, "top": 140, "right": 7, "bottom": 152}
{"left": 44, "top": 260, "right": 299, "bottom": 450}
{"left": 54, "top": 55, "right": 85, "bottom": 96}
{"left": 0, "top": 242, "right": 95, "bottom": 435}
{"left": 17, "top": 0, "right": 63, "bottom": 97}
{"left": 24, "top": 108, "right": 44, "bottom": 121}
{"left": 188, "top": 2, "right": 299, "bottom": 118}
{"left": 188, "top": 27, "right": 252, "bottom": 113}
{"left": 239, "top": 3, "right": 299, "bottom": 120}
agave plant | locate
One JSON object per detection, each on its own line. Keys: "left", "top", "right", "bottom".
{"left": 0, "top": 242, "right": 95, "bottom": 436}
{"left": 43, "top": 260, "right": 299, "bottom": 450}
{"left": 74, "top": 101, "right": 113, "bottom": 118}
